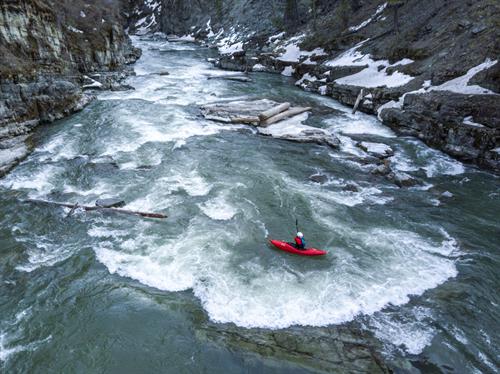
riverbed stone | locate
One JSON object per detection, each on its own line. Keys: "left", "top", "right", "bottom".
{"left": 309, "top": 173, "right": 329, "bottom": 184}
{"left": 197, "top": 322, "right": 390, "bottom": 373}
{"left": 95, "top": 198, "right": 126, "bottom": 208}
{"left": 356, "top": 141, "right": 394, "bottom": 159}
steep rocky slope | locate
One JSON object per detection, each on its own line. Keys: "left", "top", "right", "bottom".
{"left": 0, "top": 0, "right": 141, "bottom": 176}
{"left": 143, "top": 0, "right": 499, "bottom": 173}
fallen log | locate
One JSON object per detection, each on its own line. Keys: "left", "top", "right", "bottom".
{"left": 230, "top": 116, "right": 260, "bottom": 124}
{"left": 352, "top": 88, "right": 366, "bottom": 114}
{"left": 23, "top": 199, "right": 167, "bottom": 219}
{"left": 207, "top": 75, "right": 252, "bottom": 82}
{"left": 260, "top": 107, "right": 312, "bottom": 127}
{"left": 205, "top": 72, "right": 247, "bottom": 79}
{"left": 258, "top": 102, "right": 290, "bottom": 122}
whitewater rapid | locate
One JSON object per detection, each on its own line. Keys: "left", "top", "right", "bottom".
{"left": 0, "top": 36, "right": 472, "bottom": 360}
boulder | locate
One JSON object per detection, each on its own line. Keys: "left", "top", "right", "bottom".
{"left": 371, "top": 160, "right": 392, "bottom": 175}
{"left": 95, "top": 198, "right": 126, "bottom": 208}
{"left": 357, "top": 141, "right": 394, "bottom": 159}
{"left": 309, "top": 173, "right": 329, "bottom": 184}
{"left": 342, "top": 183, "right": 360, "bottom": 192}
{"left": 258, "top": 117, "right": 341, "bottom": 149}
{"left": 387, "top": 172, "right": 420, "bottom": 188}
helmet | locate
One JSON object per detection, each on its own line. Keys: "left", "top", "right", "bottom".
{"left": 297, "top": 232, "right": 304, "bottom": 238}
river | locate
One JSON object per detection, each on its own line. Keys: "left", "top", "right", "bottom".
{"left": 0, "top": 36, "right": 498, "bottom": 373}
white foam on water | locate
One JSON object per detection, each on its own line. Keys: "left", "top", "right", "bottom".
{"left": 162, "top": 170, "right": 212, "bottom": 197}
{"left": 88, "top": 227, "right": 129, "bottom": 238}
{"left": 0, "top": 165, "right": 60, "bottom": 197}
{"left": 98, "top": 113, "right": 221, "bottom": 158}
{"left": 367, "top": 307, "right": 436, "bottom": 355}
{"left": 0, "top": 333, "right": 51, "bottom": 362}
{"left": 14, "top": 236, "right": 78, "bottom": 273}
{"left": 195, "top": 226, "right": 457, "bottom": 328}
{"left": 326, "top": 115, "right": 396, "bottom": 138}
{"left": 93, "top": 163, "right": 458, "bottom": 330}
{"left": 94, "top": 217, "right": 240, "bottom": 293}
{"left": 389, "top": 151, "right": 419, "bottom": 172}
{"left": 199, "top": 194, "right": 238, "bottom": 221}
{"left": 62, "top": 181, "right": 110, "bottom": 198}
{"left": 421, "top": 151, "right": 465, "bottom": 177}
{"left": 390, "top": 140, "right": 466, "bottom": 177}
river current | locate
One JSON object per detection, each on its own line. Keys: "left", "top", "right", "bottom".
{"left": 0, "top": 36, "right": 498, "bottom": 373}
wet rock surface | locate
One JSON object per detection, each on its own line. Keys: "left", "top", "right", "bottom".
{"left": 0, "top": 0, "right": 141, "bottom": 176}
{"left": 197, "top": 322, "right": 390, "bottom": 374}
{"left": 200, "top": 99, "right": 341, "bottom": 148}
{"left": 95, "top": 199, "right": 126, "bottom": 208}
{"left": 380, "top": 91, "right": 500, "bottom": 172}
{"left": 158, "top": 0, "right": 499, "bottom": 173}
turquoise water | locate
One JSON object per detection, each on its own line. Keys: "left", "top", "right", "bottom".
{"left": 0, "top": 36, "right": 498, "bottom": 373}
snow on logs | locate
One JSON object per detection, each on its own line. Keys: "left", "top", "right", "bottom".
{"left": 258, "top": 103, "right": 290, "bottom": 122}
{"left": 199, "top": 99, "right": 339, "bottom": 148}
{"left": 259, "top": 106, "right": 312, "bottom": 127}
{"left": 200, "top": 100, "right": 312, "bottom": 127}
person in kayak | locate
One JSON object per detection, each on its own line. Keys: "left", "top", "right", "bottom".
{"left": 294, "top": 232, "right": 306, "bottom": 250}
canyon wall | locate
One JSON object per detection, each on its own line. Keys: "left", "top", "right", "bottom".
{"left": 0, "top": 0, "right": 141, "bottom": 175}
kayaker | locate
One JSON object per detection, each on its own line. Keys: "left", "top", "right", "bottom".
{"left": 294, "top": 232, "right": 306, "bottom": 250}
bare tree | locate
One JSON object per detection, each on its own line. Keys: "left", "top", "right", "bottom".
{"left": 284, "top": 0, "right": 300, "bottom": 32}
{"left": 388, "top": 0, "right": 404, "bottom": 34}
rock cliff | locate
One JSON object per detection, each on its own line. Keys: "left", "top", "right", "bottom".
{"left": 146, "top": 0, "right": 499, "bottom": 173}
{"left": 0, "top": 0, "right": 141, "bottom": 176}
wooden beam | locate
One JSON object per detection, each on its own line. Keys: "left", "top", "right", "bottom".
{"left": 260, "top": 107, "right": 312, "bottom": 127}
{"left": 258, "top": 102, "right": 291, "bottom": 122}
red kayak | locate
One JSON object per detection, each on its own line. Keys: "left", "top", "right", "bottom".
{"left": 269, "top": 240, "right": 327, "bottom": 256}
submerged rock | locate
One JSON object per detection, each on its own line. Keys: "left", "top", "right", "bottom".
{"left": 309, "top": 173, "right": 329, "bottom": 184}
{"left": 95, "top": 199, "right": 126, "bottom": 208}
{"left": 371, "top": 160, "right": 392, "bottom": 176}
{"left": 258, "top": 117, "right": 341, "bottom": 149}
{"left": 0, "top": 135, "right": 30, "bottom": 177}
{"left": 342, "top": 183, "right": 360, "bottom": 192}
{"left": 356, "top": 142, "right": 394, "bottom": 159}
{"left": 387, "top": 171, "right": 420, "bottom": 188}
{"left": 197, "top": 322, "right": 390, "bottom": 373}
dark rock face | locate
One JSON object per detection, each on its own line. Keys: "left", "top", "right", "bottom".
{"left": 380, "top": 91, "right": 500, "bottom": 171}
{"left": 197, "top": 322, "right": 390, "bottom": 374}
{"left": 0, "top": 0, "right": 141, "bottom": 176}
{"left": 154, "top": 0, "right": 499, "bottom": 173}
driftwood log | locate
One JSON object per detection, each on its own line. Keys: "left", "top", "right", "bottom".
{"left": 258, "top": 103, "right": 290, "bottom": 122}
{"left": 207, "top": 75, "right": 252, "bottom": 82}
{"left": 352, "top": 88, "right": 366, "bottom": 114}
{"left": 23, "top": 199, "right": 167, "bottom": 219}
{"left": 260, "top": 107, "right": 312, "bottom": 127}
{"left": 230, "top": 116, "right": 260, "bottom": 124}
{"left": 206, "top": 72, "right": 247, "bottom": 79}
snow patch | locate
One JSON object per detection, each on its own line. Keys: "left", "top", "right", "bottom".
{"left": 252, "top": 64, "right": 266, "bottom": 72}
{"left": 281, "top": 66, "right": 295, "bottom": 77}
{"left": 219, "top": 41, "right": 244, "bottom": 55}
{"left": 349, "top": 3, "right": 387, "bottom": 32}
{"left": 463, "top": 116, "right": 484, "bottom": 128}
{"left": 67, "top": 26, "right": 83, "bottom": 34}
{"left": 429, "top": 59, "right": 498, "bottom": 95}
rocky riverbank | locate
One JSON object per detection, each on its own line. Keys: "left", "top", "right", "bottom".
{"left": 146, "top": 0, "right": 499, "bottom": 173}
{"left": 0, "top": 0, "right": 141, "bottom": 176}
